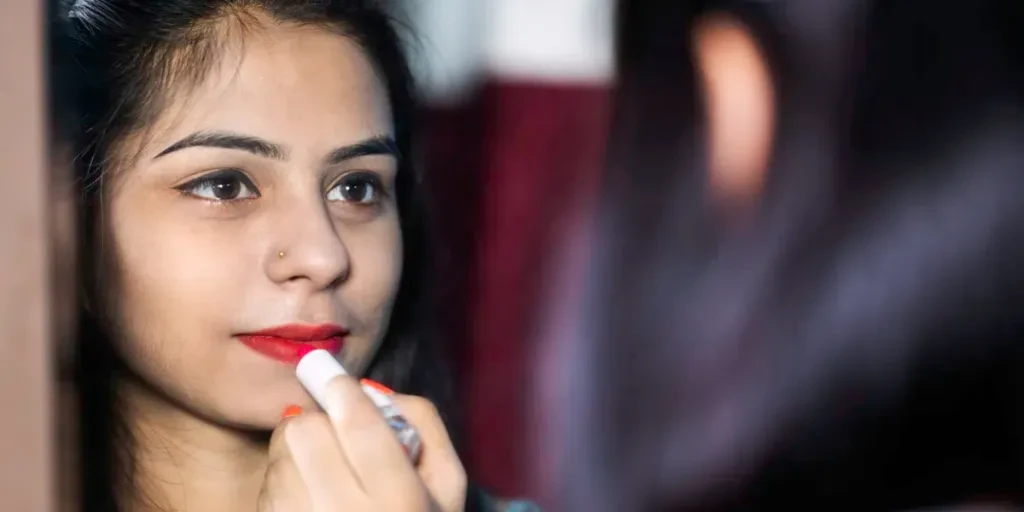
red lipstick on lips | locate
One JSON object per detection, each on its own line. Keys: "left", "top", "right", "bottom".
{"left": 237, "top": 324, "right": 346, "bottom": 364}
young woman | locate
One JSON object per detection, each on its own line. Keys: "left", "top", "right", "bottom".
{"left": 63, "top": 0, "right": 535, "bottom": 510}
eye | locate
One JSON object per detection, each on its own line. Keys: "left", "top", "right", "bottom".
{"left": 177, "top": 169, "right": 259, "bottom": 201}
{"left": 326, "top": 172, "right": 383, "bottom": 204}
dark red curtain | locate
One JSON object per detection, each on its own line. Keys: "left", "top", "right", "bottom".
{"left": 422, "top": 80, "right": 610, "bottom": 496}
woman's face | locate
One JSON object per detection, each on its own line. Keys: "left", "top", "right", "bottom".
{"left": 101, "top": 22, "right": 402, "bottom": 429}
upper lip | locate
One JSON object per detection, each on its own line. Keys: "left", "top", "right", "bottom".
{"left": 241, "top": 323, "right": 348, "bottom": 341}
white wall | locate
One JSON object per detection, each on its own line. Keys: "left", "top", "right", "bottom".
{"left": 398, "top": 0, "right": 615, "bottom": 104}
{"left": 398, "top": 0, "right": 487, "bottom": 105}
{"left": 482, "top": 0, "right": 615, "bottom": 84}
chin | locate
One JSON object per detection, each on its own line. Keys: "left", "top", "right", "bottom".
{"left": 227, "top": 400, "right": 316, "bottom": 432}
{"left": 216, "top": 381, "right": 320, "bottom": 431}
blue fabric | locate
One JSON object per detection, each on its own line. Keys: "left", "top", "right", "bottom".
{"left": 503, "top": 499, "right": 542, "bottom": 512}
{"left": 483, "top": 494, "right": 542, "bottom": 511}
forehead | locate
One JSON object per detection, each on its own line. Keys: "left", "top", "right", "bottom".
{"left": 138, "top": 20, "right": 393, "bottom": 159}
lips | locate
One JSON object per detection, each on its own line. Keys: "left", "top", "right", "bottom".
{"left": 237, "top": 324, "right": 347, "bottom": 364}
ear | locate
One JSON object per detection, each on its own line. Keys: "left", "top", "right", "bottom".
{"left": 693, "top": 13, "right": 775, "bottom": 207}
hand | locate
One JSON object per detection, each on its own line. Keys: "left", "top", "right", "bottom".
{"left": 258, "top": 375, "right": 467, "bottom": 511}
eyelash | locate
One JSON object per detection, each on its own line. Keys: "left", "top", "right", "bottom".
{"left": 326, "top": 171, "right": 386, "bottom": 206}
{"left": 176, "top": 168, "right": 259, "bottom": 202}
{"left": 175, "top": 169, "right": 387, "bottom": 206}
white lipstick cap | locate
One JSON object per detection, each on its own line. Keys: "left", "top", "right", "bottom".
{"left": 295, "top": 349, "right": 347, "bottom": 415}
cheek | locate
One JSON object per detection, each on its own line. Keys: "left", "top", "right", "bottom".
{"left": 104, "top": 196, "right": 252, "bottom": 371}
{"left": 339, "top": 216, "right": 404, "bottom": 367}
{"left": 351, "top": 218, "right": 403, "bottom": 316}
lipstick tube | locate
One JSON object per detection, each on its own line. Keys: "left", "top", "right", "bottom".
{"left": 296, "top": 349, "right": 422, "bottom": 461}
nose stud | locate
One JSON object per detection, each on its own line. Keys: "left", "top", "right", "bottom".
{"left": 277, "top": 251, "right": 286, "bottom": 259}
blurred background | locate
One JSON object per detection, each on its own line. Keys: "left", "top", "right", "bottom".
{"left": 392, "top": 0, "right": 615, "bottom": 498}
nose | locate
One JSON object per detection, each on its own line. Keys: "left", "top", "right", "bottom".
{"left": 266, "top": 200, "right": 350, "bottom": 290}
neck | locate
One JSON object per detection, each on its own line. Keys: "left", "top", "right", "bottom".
{"left": 117, "top": 378, "right": 269, "bottom": 512}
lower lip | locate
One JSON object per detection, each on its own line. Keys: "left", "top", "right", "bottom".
{"left": 238, "top": 335, "right": 344, "bottom": 364}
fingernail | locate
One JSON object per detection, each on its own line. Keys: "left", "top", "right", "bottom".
{"left": 359, "top": 378, "right": 395, "bottom": 395}
{"left": 281, "top": 405, "right": 303, "bottom": 419}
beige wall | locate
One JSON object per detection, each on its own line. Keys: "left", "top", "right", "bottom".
{"left": 0, "top": 0, "right": 54, "bottom": 510}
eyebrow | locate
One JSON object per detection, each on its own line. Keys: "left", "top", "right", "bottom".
{"left": 155, "top": 131, "right": 286, "bottom": 159}
{"left": 323, "top": 136, "right": 400, "bottom": 166}
{"left": 154, "top": 131, "right": 400, "bottom": 165}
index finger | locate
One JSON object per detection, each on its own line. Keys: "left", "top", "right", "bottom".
{"left": 296, "top": 350, "right": 420, "bottom": 494}
{"left": 392, "top": 395, "right": 467, "bottom": 510}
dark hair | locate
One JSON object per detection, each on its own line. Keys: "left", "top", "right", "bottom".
{"left": 49, "top": 1, "right": 78, "bottom": 149}
{"left": 61, "top": 1, "right": 459, "bottom": 510}
{"left": 553, "top": 0, "right": 1024, "bottom": 510}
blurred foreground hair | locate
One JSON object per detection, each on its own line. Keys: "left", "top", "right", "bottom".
{"left": 556, "top": 0, "right": 1024, "bottom": 510}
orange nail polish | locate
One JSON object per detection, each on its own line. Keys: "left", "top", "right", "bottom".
{"left": 281, "top": 405, "right": 303, "bottom": 419}
{"left": 360, "top": 378, "right": 395, "bottom": 395}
